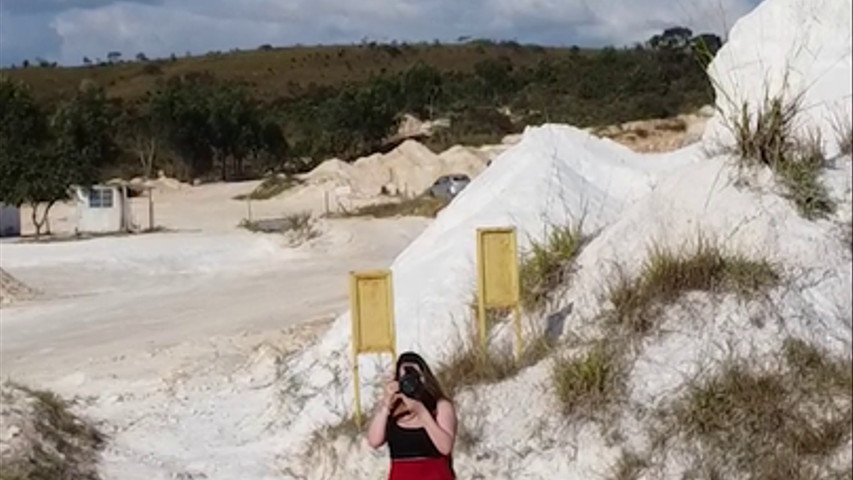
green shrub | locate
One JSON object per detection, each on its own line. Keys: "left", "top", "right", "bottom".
{"left": 551, "top": 342, "right": 624, "bottom": 417}
{"left": 519, "top": 224, "right": 588, "bottom": 312}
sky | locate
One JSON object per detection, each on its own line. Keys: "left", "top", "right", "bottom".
{"left": 0, "top": 0, "right": 762, "bottom": 67}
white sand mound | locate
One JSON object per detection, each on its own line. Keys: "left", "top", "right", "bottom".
{"left": 273, "top": 125, "right": 702, "bottom": 459}
{"left": 299, "top": 158, "right": 353, "bottom": 186}
{"left": 702, "top": 0, "right": 853, "bottom": 158}
{"left": 0, "top": 268, "right": 36, "bottom": 305}
{"left": 380, "top": 139, "right": 446, "bottom": 197}
{"left": 272, "top": 0, "right": 853, "bottom": 477}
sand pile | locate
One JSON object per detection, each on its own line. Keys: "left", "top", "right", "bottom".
{"left": 0, "top": 268, "right": 35, "bottom": 305}
{"left": 438, "top": 145, "right": 490, "bottom": 178}
{"left": 299, "top": 139, "right": 494, "bottom": 199}
{"left": 270, "top": 0, "right": 852, "bottom": 478}
{"left": 593, "top": 107, "right": 714, "bottom": 153}
{"left": 0, "top": 382, "right": 105, "bottom": 479}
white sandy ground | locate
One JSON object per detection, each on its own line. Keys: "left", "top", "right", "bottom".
{"left": 1, "top": 180, "right": 430, "bottom": 479}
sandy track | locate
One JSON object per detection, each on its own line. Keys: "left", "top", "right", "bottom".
{"left": 0, "top": 216, "right": 429, "bottom": 382}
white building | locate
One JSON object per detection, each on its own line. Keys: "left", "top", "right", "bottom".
{"left": 72, "top": 184, "right": 133, "bottom": 234}
{"left": 0, "top": 204, "right": 21, "bottom": 237}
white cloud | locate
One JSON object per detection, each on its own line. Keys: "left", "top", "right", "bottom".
{"left": 2, "top": 0, "right": 761, "bottom": 67}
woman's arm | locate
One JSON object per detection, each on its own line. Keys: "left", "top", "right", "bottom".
{"left": 366, "top": 402, "right": 392, "bottom": 449}
{"left": 419, "top": 399, "right": 457, "bottom": 456}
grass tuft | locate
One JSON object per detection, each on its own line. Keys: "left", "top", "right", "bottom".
{"left": 551, "top": 342, "right": 624, "bottom": 417}
{"left": 519, "top": 224, "right": 588, "bottom": 312}
{"left": 831, "top": 112, "right": 852, "bottom": 156}
{"left": 606, "top": 239, "right": 779, "bottom": 334}
{"left": 608, "top": 450, "right": 650, "bottom": 480}
{"left": 436, "top": 335, "right": 553, "bottom": 397}
{"left": 728, "top": 95, "right": 834, "bottom": 219}
{"left": 239, "top": 212, "right": 320, "bottom": 245}
{"left": 336, "top": 195, "right": 449, "bottom": 218}
{"left": 670, "top": 339, "right": 852, "bottom": 480}
{"left": 0, "top": 383, "right": 105, "bottom": 480}
{"left": 233, "top": 175, "right": 302, "bottom": 200}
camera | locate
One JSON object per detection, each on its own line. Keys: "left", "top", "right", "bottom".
{"left": 398, "top": 366, "right": 423, "bottom": 399}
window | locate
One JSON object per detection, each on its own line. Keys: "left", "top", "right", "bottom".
{"left": 88, "top": 188, "right": 114, "bottom": 208}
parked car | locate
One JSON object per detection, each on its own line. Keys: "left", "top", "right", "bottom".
{"left": 427, "top": 174, "right": 471, "bottom": 200}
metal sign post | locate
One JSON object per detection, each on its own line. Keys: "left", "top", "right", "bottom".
{"left": 349, "top": 269, "right": 396, "bottom": 428}
{"left": 476, "top": 227, "right": 522, "bottom": 357}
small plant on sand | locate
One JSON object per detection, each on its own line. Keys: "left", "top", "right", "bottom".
{"left": 668, "top": 338, "right": 852, "bottom": 480}
{"left": 728, "top": 94, "right": 834, "bottom": 219}
{"left": 831, "top": 112, "right": 852, "bottom": 156}
{"left": 0, "top": 382, "right": 105, "bottom": 480}
{"left": 607, "top": 450, "right": 650, "bottom": 480}
{"left": 436, "top": 333, "right": 553, "bottom": 397}
{"left": 239, "top": 212, "right": 320, "bottom": 244}
{"left": 605, "top": 238, "right": 779, "bottom": 334}
{"left": 337, "top": 195, "right": 449, "bottom": 218}
{"left": 233, "top": 175, "right": 302, "bottom": 200}
{"left": 551, "top": 341, "right": 625, "bottom": 417}
{"left": 519, "top": 223, "right": 589, "bottom": 312}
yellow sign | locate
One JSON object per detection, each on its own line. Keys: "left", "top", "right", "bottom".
{"left": 349, "top": 269, "right": 396, "bottom": 427}
{"left": 476, "top": 228, "right": 522, "bottom": 356}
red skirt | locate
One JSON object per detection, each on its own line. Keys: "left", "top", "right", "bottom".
{"left": 388, "top": 457, "right": 453, "bottom": 480}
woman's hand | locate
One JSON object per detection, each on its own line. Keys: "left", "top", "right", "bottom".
{"left": 382, "top": 379, "right": 400, "bottom": 410}
{"left": 399, "top": 394, "right": 429, "bottom": 418}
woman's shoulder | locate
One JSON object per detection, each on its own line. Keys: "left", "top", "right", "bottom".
{"left": 436, "top": 398, "right": 455, "bottom": 412}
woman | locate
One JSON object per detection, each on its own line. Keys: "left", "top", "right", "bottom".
{"left": 366, "top": 351, "right": 457, "bottom": 480}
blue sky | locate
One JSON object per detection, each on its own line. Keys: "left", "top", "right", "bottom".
{"left": 0, "top": 0, "right": 761, "bottom": 67}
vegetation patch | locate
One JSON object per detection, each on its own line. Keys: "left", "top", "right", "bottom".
{"left": 337, "top": 195, "right": 449, "bottom": 219}
{"left": 728, "top": 95, "right": 835, "bottom": 219}
{"left": 551, "top": 341, "right": 625, "bottom": 417}
{"left": 233, "top": 175, "right": 302, "bottom": 200}
{"left": 608, "top": 450, "right": 650, "bottom": 480}
{"left": 831, "top": 112, "right": 852, "bottom": 156}
{"left": 239, "top": 212, "right": 320, "bottom": 245}
{"left": 0, "top": 382, "right": 105, "bottom": 480}
{"left": 605, "top": 238, "right": 779, "bottom": 334}
{"left": 668, "top": 338, "right": 852, "bottom": 480}
{"left": 519, "top": 224, "right": 589, "bottom": 312}
{"left": 436, "top": 334, "right": 553, "bottom": 397}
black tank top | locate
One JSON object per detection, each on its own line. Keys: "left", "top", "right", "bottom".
{"left": 386, "top": 418, "right": 443, "bottom": 459}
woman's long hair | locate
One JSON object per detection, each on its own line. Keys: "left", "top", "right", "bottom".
{"left": 392, "top": 351, "right": 449, "bottom": 417}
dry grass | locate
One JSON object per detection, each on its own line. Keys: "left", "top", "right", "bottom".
{"left": 608, "top": 450, "right": 650, "bottom": 480}
{"left": 238, "top": 212, "right": 320, "bottom": 245}
{"left": 669, "top": 338, "right": 852, "bottom": 480}
{"left": 0, "top": 383, "right": 105, "bottom": 480}
{"left": 338, "top": 195, "right": 449, "bottom": 218}
{"left": 233, "top": 175, "right": 302, "bottom": 200}
{"left": 3, "top": 43, "right": 580, "bottom": 103}
{"left": 605, "top": 239, "right": 779, "bottom": 334}
{"left": 831, "top": 112, "right": 852, "bottom": 156}
{"left": 728, "top": 95, "right": 834, "bottom": 219}
{"left": 436, "top": 334, "right": 553, "bottom": 397}
{"left": 551, "top": 341, "right": 625, "bottom": 417}
{"left": 519, "top": 224, "right": 588, "bottom": 312}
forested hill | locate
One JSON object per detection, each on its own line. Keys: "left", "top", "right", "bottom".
{"left": 0, "top": 29, "right": 720, "bottom": 186}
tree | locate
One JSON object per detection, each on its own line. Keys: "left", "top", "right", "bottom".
{"left": 107, "top": 51, "right": 122, "bottom": 63}
{"left": 118, "top": 104, "right": 159, "bottom": 179}
{"left": 0, "top": 79, "right": 77, "bottom": 236}
{"left": 136, "top": 52, "right": 149, "bottom": 62}
{"left": 83, "top": 56, "right": 92, "bottom": 65}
